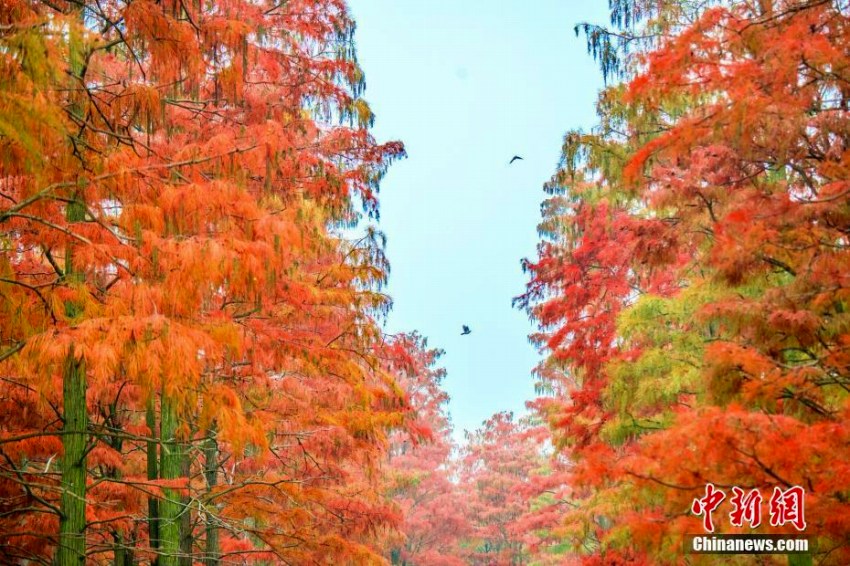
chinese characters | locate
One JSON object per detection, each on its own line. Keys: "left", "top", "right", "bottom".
{"left": 692, "top": 484, "right": 806, "bottom": 533}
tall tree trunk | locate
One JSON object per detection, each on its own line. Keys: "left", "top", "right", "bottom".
{"left": 57, "top": 4, "right": 88, "bottom": 547}
{"left": 179, "top": 439, "right": 192, "bottom": 566}
{"left": 159, "top": 394, "right": 182, "bottom": 566}
{"left": 203, "top": 426, "right": 219, "bottom": 566}
{"left": 113, "top": 531, "right": 136, "bottom": 566}
{"left": 113, "top": 538, "right": 124, "bottom": 566}
{"left": 56, "top": 349, "right": 87, "bottom": 566}
{"left": 57, "top": 200, "right": 87, "bottom": 566}
{"left": 147, "top": 399, "right": 160, "bottom": 564}
{"left": 107, "top": 433, "right": 135, "bottom": 566}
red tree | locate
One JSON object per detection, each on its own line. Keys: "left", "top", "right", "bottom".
{"left": 522, "top": 0, "right": 850, "bottom": 563}
{"left": 379, "top": 333, "right": 470, "bottom": 566}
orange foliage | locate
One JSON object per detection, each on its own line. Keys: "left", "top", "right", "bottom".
{"left": 0, "top": 0, "right": 408, "bottom": 562}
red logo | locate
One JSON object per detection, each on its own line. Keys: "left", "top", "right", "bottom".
{"left": 691, "top": 483, "right": 726, "bottom": 533}
{"left": 769, "top": 486, "right": 807, "bottom": 531}
{"left": 691, "top": 484, "right": 806, "bottom": 533}
{"left": 729, "top": 487, "right": 762, "bottom": 528}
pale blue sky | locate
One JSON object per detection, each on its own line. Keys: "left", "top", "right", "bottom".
{"left": 348, "top": 1, "right": 609, "bottom": 439}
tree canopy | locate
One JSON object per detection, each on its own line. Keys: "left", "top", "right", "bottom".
{"left": 2, "top": 0, "right": 848, "bottom": 564}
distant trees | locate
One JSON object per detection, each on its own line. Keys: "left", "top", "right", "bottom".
{"left": 461, "top": 412, "right": 571, "bottom": 566}
{"left": 379, "top": 336, "right": 571, "bottom": 566}
{"left": 380, "top": 334, "right": 469, "bottom": 566}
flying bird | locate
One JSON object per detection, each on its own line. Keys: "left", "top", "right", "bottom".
{"left": 509, "top": 155, "right": 524, "bottom": 164}
{"left": 461, "top": 325, "right": 471, "bottom": 335}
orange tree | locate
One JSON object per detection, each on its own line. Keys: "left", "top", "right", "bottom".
{"left": 0, "top": 0, "right": 406, "bottom": 563}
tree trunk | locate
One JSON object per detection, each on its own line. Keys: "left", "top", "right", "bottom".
{"left": 179, "top": 440, "right": 192, "bottom": 566}
{"left": 147, "top": 398, "right": 160, "bottom": 564}
{"left": 203, "top": 426, "right": 219, "bottom": 566}
{"left": 788, "top": 553, "right": 813, "bottom": 566}
{"left": 112, "top": 532, "right": 135, "bottom": 566}
{"left": 158, "top": 394, "right": 182, "bottom": 566}
{"left": 56, "top": 349, "right": 87, "bottom": 565}
{"left": 113, "top": 538, "right": 125, "bottom": 566}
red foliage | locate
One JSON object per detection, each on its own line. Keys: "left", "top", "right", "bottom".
{"left": 522, "top": 0, "right": 850, "bottom": 563}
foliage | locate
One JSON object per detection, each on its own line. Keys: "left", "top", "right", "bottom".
{"left": 379, "top": 333, "right": 470, "bottom": 566}
{"left": 520, "top": 0, "right": 850, "bottom": 563}
{"left": 460, "top": 412, "right": 572, "bottom": 566}
{"left": 0, "top": 0, "right": 407, "bottom": 562}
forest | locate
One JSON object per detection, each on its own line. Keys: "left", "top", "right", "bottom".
{"left": 0, "top": 0, "right": 848, "bottom": 564}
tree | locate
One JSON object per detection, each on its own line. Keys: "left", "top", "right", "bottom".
{"left": 521, "top": 0, "right": 850, "bottom": 563}
{"left": 461, "top": 412, "right": 570, "bottom": 565}
{"left": 379, "top": 333, "right": 470, "bottom": 566}
{"left": 0, "top": 0, "right": 407, "bottom": 563}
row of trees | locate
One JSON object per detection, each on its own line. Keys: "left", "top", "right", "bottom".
{"left": 1, "top": 0, "right": 575, "bottom": 562}
{"left": 0, "top": 0, "right": 419, "bottom": 562}
{"left": 8, "top": 0, "right": 847, "bottom": 563}
{"left": 381, "top": 1, "right": 850, "bottom": 564}
{"left": 517, "top": 0, "right": 850, "bottom": 564}
{"left": 380, "top": 334, "right": 572, "bottom": 566}
{"left": 382, "top": 2, "right": 850, "bottom": 564}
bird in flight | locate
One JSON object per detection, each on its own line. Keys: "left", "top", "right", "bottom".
{"left": 461, "top": 325, "right": 471, "bottom": 335}
{"left": 509, "top": 155, "right": 523, "bottom": 164}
